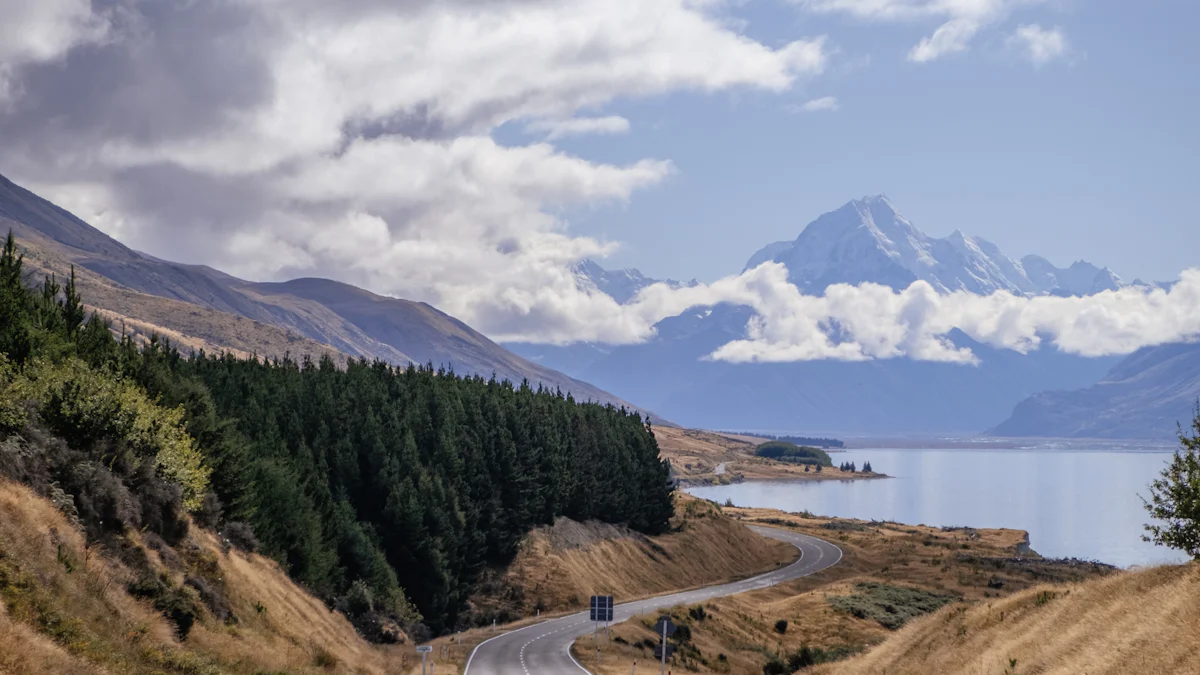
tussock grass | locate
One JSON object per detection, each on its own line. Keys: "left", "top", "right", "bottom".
{"left": 812, "top": 562, "right": 1200, "bottom": 675}
{"left": 0, "top": 478, "right": 409, "bottom": 674}
{"left": 501, "top": 495, "right": 797, "bottom": 616}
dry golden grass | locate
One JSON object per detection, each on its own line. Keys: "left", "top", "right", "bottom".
{"left": 575, "top": 506, "right": 1119, "bottom": 675}
{"left": 410, "top": 495, "right": 802, "bottom": 675}
{"left": 14, "top": 235, "right": 355, "bottom": 364}
{"left": 0, "top": 604, "right": 104, "bottom": 675}
{"left": 654, "top": 427, "right": 882, "bottom": 486}
{"left": 812, "top": 562, "right": 1200, "bottom": 675}
{"left": 0, "top": 478, "right": 407, "bottom": 674}
{"left": 505, "top": 495, "right": 797, "bottom": 614}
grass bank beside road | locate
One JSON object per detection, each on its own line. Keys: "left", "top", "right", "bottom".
{"left": 574, "top": 505, "right": 1118, "bottom": 675}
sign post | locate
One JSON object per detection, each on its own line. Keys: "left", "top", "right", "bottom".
{"left": 653, "top": 615, "right": 676, "bottom": 675}
{"left": 416, "top": 645, "right": 432, "bottom": 675}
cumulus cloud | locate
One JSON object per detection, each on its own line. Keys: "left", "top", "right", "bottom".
{"left": 791, "top": 96, "right": 840, "bottom": 112}
{"left": 526, "top": 116, "right": 632, "bottom": 140}
{"left": 622, "top": 264, "right": 1200, "bottom": 364}
{"left": 791, "top": 0, "right": 1047, "bottom": 63}
{"left": 1008, "top": 24, "right": 1068, "bottom": 65}
{"left": 0, "top": 0, "right": 827, "bottom": 344}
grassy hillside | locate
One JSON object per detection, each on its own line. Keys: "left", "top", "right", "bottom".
{"left": 813, "top": 562, "right": 1200, "bottom": 675}
{"left": 502, "top": 495, "right": 796, "bottom": 614}
{"left": 0, "top": 173, "right": 649, "bottom": 417}
{"left": 0, "top": 479, "right": 406, "bottom": 675}
{"left": 575, "top": 506, "right": 1116, "bottom": 675}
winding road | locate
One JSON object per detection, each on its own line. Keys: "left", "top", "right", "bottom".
{"left": 463, "top": 526, "right": 842, "bottom": 675}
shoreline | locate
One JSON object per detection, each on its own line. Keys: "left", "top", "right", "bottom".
{"left": 675, "top": 471, "right": 890, "bottom": 489}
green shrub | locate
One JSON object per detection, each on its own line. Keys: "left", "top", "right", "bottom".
{"left": 828, "top": 582, "right": 958, "bottom": 630}
{"left": 19, "top": 359, "right": 210, "bottom": 510}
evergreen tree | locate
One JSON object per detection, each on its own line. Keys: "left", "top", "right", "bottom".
{"left": 0, "top": 231, "right": 679, "bottom": 636}
{"left": 0, "top": 231, "right": 31, "bottom": 361}
{"left": 1143, "top": 406, "right": 1200, "bottom": 560}
{"left": 62, "top": 265, "right": 86, "bottom": 335}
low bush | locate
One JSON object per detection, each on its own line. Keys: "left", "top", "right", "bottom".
{"left": 828, "top": 582, "right": 958, "bottom": 630}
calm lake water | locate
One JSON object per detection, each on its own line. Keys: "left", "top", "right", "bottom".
{"left": 687, "top": 446, "right": 1186, "bottom": 568}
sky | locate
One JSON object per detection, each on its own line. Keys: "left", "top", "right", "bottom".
{"left": 558, "top": 0, "right": 1200, "bottom": 284}
{"left": 1, "top": 0, "right": 1197, "bottom": 361}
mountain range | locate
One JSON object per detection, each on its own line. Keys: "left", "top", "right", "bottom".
{"left": 0, "top": 172, "right": 646, "bottom": 417}
{"left": 745, "top": 195, "right": 1125, "bottom": 297}
{"left": 4, "top": 172, "right": 1188, "bottom": 439}
{"left": 510, "top": 195, "right": 1191, "bottom": 437}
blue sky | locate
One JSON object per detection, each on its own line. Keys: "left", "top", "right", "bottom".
{"left": 4, "top": 0, "right": 1198, "bottom": 351}
{"left": 549, "top": 1, "right": 1199, "bottom": 284}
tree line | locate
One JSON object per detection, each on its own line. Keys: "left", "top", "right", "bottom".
{"left": 0, "top": 232, "right": 675, "bottom": 637}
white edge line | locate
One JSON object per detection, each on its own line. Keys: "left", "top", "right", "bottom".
{"left": 467, "top": 528, "right": 842, "bottom": 675}
{"left": 566, "top": 640, "right": 592, "bottom": 673}
{"left": 463, "top": 614, "right": 580, "bottom": 674}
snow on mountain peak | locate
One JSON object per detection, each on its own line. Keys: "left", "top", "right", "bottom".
{"left": 746, "top": 197, "right": 1122, "bottom": 297}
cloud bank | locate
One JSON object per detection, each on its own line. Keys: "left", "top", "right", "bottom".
{"left": 0, "top": 0, "right": 826, "bottom": 346}
{"left": 2, "top": 0, "right": 1189, "bottom": 367}
{"left": 626, "top": 265, "right": 1200, "bottom": 365}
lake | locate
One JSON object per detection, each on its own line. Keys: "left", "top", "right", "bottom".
{"left": 686, "top": 446, "right": 1186, "bottom": 568}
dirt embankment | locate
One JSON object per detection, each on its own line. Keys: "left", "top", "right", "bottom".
{"left": 488, "top": 494, "right": 797, "bottom": 616}
{"left": 575, "top": 506, "right": 1121, "bottom": 675}
{"left": 654, "top": 427, "right": 883, "bottom": 487}
{"left": 814, "top": 560, "right": 1200, "bottom": 675}
{"left": 0, "top": 478, "right": 407, "bottom": 675}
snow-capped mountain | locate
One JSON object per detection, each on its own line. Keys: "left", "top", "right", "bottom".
{"left": 571, "top": 259, "right": 694, "bottom": 304}
{"left": 746, "top": 195, "right": 1124, "bottom": 297}
{"left": 506, "top": 194, "right": 1134, "bottom": 434}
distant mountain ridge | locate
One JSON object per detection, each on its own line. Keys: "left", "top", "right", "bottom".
{"left": 0, "top": 172, "right": 649, "bottom": 417}
{"left": 992, "top": 341, "right": 1200, "bottom": 439}
{"left": 745, "top": 195, "right": 1124, "bottom": 296}
{"left": 508, "top": 195, "right": 1129, "bottom": 434}
{"left": 571, "top": 258, "right": 694, "bottom": 304}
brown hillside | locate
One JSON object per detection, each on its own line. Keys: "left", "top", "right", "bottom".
{"left": 576, "top": 507, "right": 1117, "bottom": 675}
{"left": 0, "top": 173, "right": 652, "bottom": 418}
{"left": 813, "top": 562, "right": 1200, "bottom": 675}
{"left": 0, "top": 478, "right": 407, "bottom": 674}
{"left": 503, "top": 495, "right": 796, "bottom": 613}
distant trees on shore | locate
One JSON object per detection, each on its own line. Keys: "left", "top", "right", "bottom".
{"left": 725, "top": 432, "right": 844, "bottom": 449}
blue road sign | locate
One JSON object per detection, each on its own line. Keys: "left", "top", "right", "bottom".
{"left": 589, "top": 595, "right": 614, "bottom": 622}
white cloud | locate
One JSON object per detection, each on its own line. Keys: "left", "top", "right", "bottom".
{"left": 792, "top": 96, "right": 840, "bottom": 112}
{"left": 792, "top": 0, "right": 1047, "bottom": 63}
{"left": 526, "top": 116, "right": 632, "bottom": 140}
{"left": 908, "top": 18, "right": 981, "bottom": 62}
{"left": 620, "top": 264, "right": 1200, "bottom": 364}
{"left": 1008, "top": 24, "right": 1068, "bottom": 65}
{"left": 0, "top": 0, "right": 827, "bottom": 346}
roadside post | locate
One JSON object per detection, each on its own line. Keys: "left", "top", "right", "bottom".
{"left": 653, "top": 615, "right": 676, "bottom": 675}
{"left": 416, "top": 645, "right": 432, "bottom": 675}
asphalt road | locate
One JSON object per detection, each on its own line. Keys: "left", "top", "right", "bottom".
{"left": 463, "top": 525, "right": 842, "bottom": 675}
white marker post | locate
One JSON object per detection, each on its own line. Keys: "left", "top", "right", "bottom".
{"left": 416, "top": 645, "right": 432, "bottom": 675}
